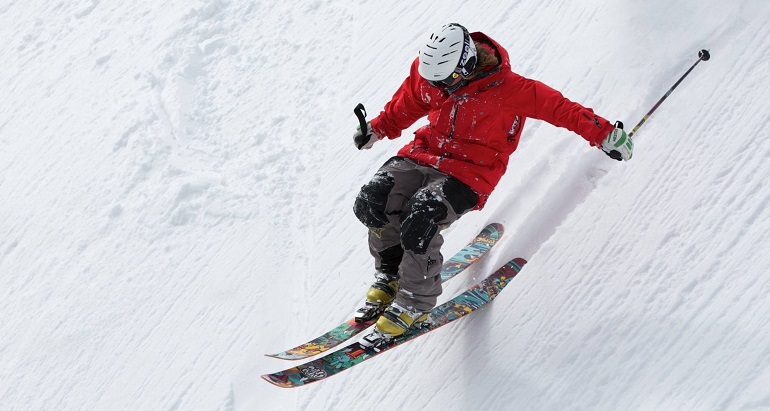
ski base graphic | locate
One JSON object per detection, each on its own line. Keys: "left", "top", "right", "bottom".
{"left": 265, "top": 223, "right": 504, "bottom": 360}
{"left": 262, "top": 257, "right": 526, "bottom": 388}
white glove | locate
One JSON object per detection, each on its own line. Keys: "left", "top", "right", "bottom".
{"left": 601, "top": 122, "right": 634, "bottom": 161}
{"left": 354, "top": 122, "right": 381, "bottom": 150}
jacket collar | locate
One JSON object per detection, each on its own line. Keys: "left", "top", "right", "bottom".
{"left": 450, "top": 32, "right": 510, "bottom": 94}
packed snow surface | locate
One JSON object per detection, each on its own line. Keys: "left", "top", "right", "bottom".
{"left": 1, "top": 1, "right": 769, "bottom": 410}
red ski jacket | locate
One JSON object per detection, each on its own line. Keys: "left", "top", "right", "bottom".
{"left": 370, "top": 32, "right": 614, "bottom": 208}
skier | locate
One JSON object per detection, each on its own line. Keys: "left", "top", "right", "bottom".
{"left": 352, "top": 23, "right": 633, "bottom": 339}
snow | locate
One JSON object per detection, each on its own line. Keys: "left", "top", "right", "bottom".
{"left": 1, "top": 1, "right": 769, "bottom": 410}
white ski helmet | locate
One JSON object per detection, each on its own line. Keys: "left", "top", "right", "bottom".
{"left": 418, "top": 23, "right": 477, "bottom": 84}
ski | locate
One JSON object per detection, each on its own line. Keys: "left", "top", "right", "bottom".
{"left": 265, "top": 223, "right": 504, "bottom": 360}
{"left": 261, "top": 257, "right": 526, "bottom": 388}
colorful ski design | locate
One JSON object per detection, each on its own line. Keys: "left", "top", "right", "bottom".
{"left": 262, "top": 257, "right": 526, "bottom": 388}
{"left": 265, "top": 223, "right": 504, "bottom": 360}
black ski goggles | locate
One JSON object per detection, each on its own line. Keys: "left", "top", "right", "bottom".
{"left": 429, "top": 71, "right": 463, "bottom": 87}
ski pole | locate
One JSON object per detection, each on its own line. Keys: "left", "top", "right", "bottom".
{"left": 628, "top": 49, "right": 711, "bottom": 137}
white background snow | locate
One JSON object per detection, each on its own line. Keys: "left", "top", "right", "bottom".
{"left": 2, "top": 1, "right": 769, "bottom": 410}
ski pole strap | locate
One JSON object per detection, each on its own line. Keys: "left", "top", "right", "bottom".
{"left": 354, "top": 103, "right": 368, "bottom": 135}
{"left": 628, "top": 49, "right": 710, "bottom": 137}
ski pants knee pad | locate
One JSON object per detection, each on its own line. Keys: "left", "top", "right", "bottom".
{"left": 399, "top": 191, "right": 448, "bottom": 254}
{"left": 399, "top": 177, "right": 478, "bottom": 254}
{"left": 354, "top": 170, "right": 395, "bottom": 229}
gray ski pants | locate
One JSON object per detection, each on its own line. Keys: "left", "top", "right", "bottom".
{"left": 354, "top": 157, "right": 478, "bottom": 311}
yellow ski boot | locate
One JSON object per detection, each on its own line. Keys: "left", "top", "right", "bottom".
{"left": 374, "top": 302, "right": 430, "bottom": 338}
{"left": 354, "top": 272, "right": 399, "bottom": 323}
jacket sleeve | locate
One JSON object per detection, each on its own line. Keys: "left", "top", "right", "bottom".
{"left": 509, "top": 73, "right": 613, "bottom": 146}
{"left": 370, "top": 58, "right": 432, "bottom": 140}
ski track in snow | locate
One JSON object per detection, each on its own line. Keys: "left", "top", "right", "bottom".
{"left": 2, "top": 1, "right": 770, "bottom": 411}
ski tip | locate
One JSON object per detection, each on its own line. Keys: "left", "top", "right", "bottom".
{"left": 261, "top": 373, "right": 294, "bottom": 389}
{"left": 506, "top": 257, "right": 527, "bottom": 273}
{"left": 486, "top": 222, "right": 504, "bottom": 236}
{"left": 264, "top": 352, "right": 304, "bottom": 361}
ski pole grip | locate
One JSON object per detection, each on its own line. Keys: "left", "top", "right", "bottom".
{"left": 354, "top": 103, "right": 368, "bottom": 135}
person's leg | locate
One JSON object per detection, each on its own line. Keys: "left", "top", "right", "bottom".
{"left": 394, "top": 171, "right": 478, "bottom": 313}
{"left": 353, "top": 157, "right": 432, "bottom": 322}
{"left": 353, "top": 157, "right": 425, "bottom": 276}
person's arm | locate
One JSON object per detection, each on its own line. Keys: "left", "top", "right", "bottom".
{"left": 508, "top": 73, "right": 613, "bottom": 147}
{"left": 369, "top": 58, "right": 432, "bottom": 140}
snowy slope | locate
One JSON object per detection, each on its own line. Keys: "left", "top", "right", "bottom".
{"left": 1, "top": 1, "right": 769, "bottom": 410}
